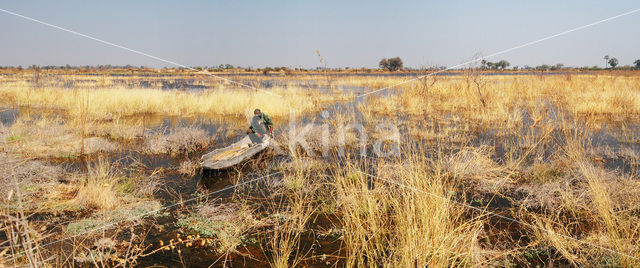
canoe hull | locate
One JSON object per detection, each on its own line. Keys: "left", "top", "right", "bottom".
{"left": 200, "top": 135, "right": 270, "bottom": 170}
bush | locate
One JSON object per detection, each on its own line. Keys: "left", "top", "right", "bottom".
{"left": 143, "top": 127, "right": 210, "bottom": 155}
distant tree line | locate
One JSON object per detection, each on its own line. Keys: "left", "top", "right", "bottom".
{"left": 3, "top": 55, "right": 640, "bottom": 72}
{"left": 371, "top": 56, "right": 639, "bottom": 71}
{"left": 0, "top": 64, "right": 151, "bottom": 70}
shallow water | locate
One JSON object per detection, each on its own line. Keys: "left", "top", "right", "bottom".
{"left": 0, "top": 107, "right": 17, "bottom": 126}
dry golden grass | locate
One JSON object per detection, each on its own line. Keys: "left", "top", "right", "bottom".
{"left": 142, "top": 127, "right": 210, "bottom": 155}
{"left": 334, "top": 152, "right": 484, "bottom": 267}
{"left": 266, "top": 191, "right": 316, "bottom": 268}
{"left": 64, "top": 158, "right": 161, "bottom": 214}
{"left": 349, "top": 99, "right": 640, "bottom": 266}
{"left": 362, "top": 74, "right": 640, "bottom": 125}
{"left": 73, "top": 158, "right": 120, "bottom": 210}
{"left": 0, "top": 78, "right": 348, "bottom": 119}
{"left": 4, "top": 115, "right": 118, "bottom": 158}
{"left": 4, "top": 72, "right": 640, "bottom": 266}
{"left": 519, "top": 134, "right": 640, "bottom": 266}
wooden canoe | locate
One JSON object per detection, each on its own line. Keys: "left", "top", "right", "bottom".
{"left": 200, "top": 135, "right": 271, "bottom": 170}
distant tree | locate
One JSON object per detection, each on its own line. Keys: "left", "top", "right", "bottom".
{"left": 495, "top": 60, "right": 510, "bottom": 69}
{"left": 379, "top": 57, "right": 403, "bottom": 71}
{"left": 378, "top": 59, "right": 387, "bottom": 70}
{"left": 608, "top": 57, "right": 619, "bottom": 68}
{"left": 536, "top": 64, "right": 551, "bottom": 71}
{"left": 635, "top": 59, "right": 640, "bottom": 69}
{"left": 378, "top": 58, "right": 388, "bottom": 71}
{"left": 389, "top": 57, "right": 403, "bottom": 71}
{"left": 485, "top": 62, "right": 495, "bottom": 69}
{"left": 603, "top": 55, "right": 610, "bottom": 68}
{"left": 550, "top": 63, "right": 564, "bottom": 71}
{"left": 481, "top": 60, "right": 509, "bottom": 70}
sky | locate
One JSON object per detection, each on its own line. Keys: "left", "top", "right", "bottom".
{"left": 1, "top": 0, "right": 639, "bottom": 69}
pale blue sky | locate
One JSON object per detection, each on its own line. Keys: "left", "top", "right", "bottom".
{"left": 1, "top": 0, "right": 638, "bottom": 68}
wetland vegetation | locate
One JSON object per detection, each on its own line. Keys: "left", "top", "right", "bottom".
{"left": 1, "top": 68, "right": 640, "bottom": 267}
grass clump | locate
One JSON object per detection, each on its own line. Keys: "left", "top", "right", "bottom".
{"left": 143, "top": 127, "right": 210, "bottom": 155}
{"left": 66, "top": 200, "right": 162, "bottom": 235}
{"left": 176, "top": 202, "right": 259, "bottom": 254}
{"left": 73, "top": 158, "right": 121, "bottom": 210}
{"left": 518, "top": 148, "right": 640, "bottom": 266}
{"left": 334, "top": 153, "right": 484, "bottom": 267}
{"left": 264, "top": 165, "right": 318, "bottom": 268}
{"left": 5, "top": 116, "right": 118, "bottom": 158}
{"left": 72, "top": 158, "right": 160, "bottom": 210}
{"left": 0, "top": 153, "right": 65, "bottom": 212}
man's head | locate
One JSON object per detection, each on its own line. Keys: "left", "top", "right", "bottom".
{"left": 254, "top": 108, "right": 262, "bottom": 117}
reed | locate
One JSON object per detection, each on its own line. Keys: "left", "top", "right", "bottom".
{"left": 73, "top": 158, "right": 120, "bottom": 210}
{"left": 0, "top": 84, "right": 347, "bottom": 119}
{"left": 334, "top": 149, "right": 484, "bottom": 267}
{"left": 362, "top": 74, "right": 640, "bottom": 125}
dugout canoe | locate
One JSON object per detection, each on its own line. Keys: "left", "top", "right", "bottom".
{"left": 200, "top": 135, "right": 271, "bottom": 170}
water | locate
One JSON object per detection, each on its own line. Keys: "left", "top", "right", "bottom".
{"left": 0, "top": 107, "right": 17, "bottom": 126}
{"left": 51, "top": 71, "right": 581, "bottom": 93}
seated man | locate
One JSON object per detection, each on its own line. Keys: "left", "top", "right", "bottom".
{"left": 247, "top": 108, "right": 274, "bottom": 139}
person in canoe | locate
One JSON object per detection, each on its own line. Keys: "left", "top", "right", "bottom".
{"left": 247, "top": 108, "right": 274, "bottom": 140}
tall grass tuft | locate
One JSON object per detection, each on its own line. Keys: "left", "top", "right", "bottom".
{"left": 335, "top": 150, "right": 484, "bottom": 267}
{"left": 265, "top": 158, "right": 319, "bottom": 268}
{"left": 74, "top": 158, "right": 119, "bottom": 210}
